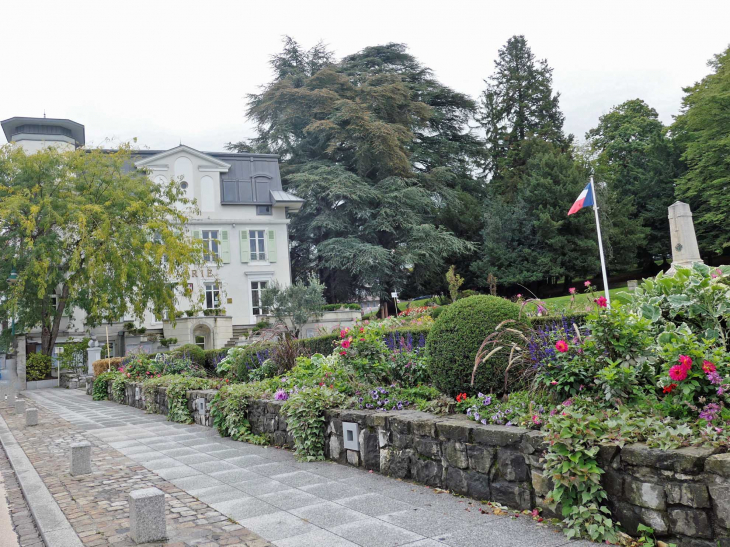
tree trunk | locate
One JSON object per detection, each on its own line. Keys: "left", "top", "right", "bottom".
{"left": 42, "top": 284, "right": 69, "bottom": 356}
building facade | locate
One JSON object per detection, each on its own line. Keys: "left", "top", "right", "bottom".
{"left": 1, "top": 116, "right": 313, "bottom": 356}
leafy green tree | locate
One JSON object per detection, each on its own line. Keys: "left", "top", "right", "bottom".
{"left": 478, "top": 35, "right": 571, "bottom": 195}
{"left": 0, "top": 144, "right": 204, "bottom": 356}
{"left": 672, "top": 45, "right": 730, "bottom": 255}
{"left": 240, "top": 39, "right": 478, "bottom": 303}
{"left": 260, "top": 274, "right": 326, "bottom": 338}
{"left": 586, "top": 99, "right": 679, "bottom": 270}
{"left": 472, "top": 139, "right": 603, "bottom": 290}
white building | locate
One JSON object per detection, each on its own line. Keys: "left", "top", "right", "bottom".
{"left": 1, "top": 116, "right": 309, "bottom": 355}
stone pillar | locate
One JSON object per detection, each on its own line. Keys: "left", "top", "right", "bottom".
{"left": 87, "top": 341, "right": 102, "bottom": 376}
{"left": 16, "top": 336, "right": 26, "bottom": 391}
{"left": 70, "top": 442, "right": 92, "bottom": 476}
{"left": 668, "top": 202, "right": 704, "bottom": 274}
{"left": 129, "top": 488, "right": 166, "bottom": 543}
{"left": 26, "top": 408, "right": 38, "bottom": 426}
{"left": 15, "top": 399, "right": 25, "bottom": 415}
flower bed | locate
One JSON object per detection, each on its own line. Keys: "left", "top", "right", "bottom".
{"left": 87, "top": 264, "right": 730, "bottom": 546}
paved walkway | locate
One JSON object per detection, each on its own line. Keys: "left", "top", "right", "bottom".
{"left": 24, "top": 388, "right": 592, "bottom": 547}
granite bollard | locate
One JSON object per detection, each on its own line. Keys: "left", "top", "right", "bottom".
{"left": 25, "top": 408, "right": 38, "bottom": 426}
{"left": 129, "top": 487, "right": 166, "bottom": 543}
{"left": 70, "top": 441, "right": 92, "bottom": 476}
{"left": 15, "top": 398, "right": 25, "bottom": 415}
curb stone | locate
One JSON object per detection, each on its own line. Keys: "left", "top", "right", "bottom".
{"left": 0, "top": 404, "right": 83, "bottom": 547}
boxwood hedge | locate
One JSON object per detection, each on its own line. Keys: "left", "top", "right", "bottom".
{"left": 425, "top": 295, "right": 529, "bottom": 396}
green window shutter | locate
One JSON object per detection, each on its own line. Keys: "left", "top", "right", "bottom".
{"left": 267, "top": 229, "right": 277, "bottom": 263}
{"left": 219, "top": 230, "right": 231, "bottom": 264}
{"left": 240, "top": 229, "right": 250, "bottom": 263}
{"left": 192, "top": 229, "right": 201, "bottom": 240}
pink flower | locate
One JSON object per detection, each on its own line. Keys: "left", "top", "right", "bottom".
{"left": 516, "top": 293, "right": 523, "bottom": 298}
{"left": 555, "top": 340, "right": 568, "bottom": 353}
{"left": 679, "top": 355, "right": 693, "bottom": 370}
{"left": 669, "top": 365, "right": 689, "bottom": 381}
{"left": 584, "top": 280, "right": 591, "bottom": 287}
{"left": 702, "top": 360, "right": 716, "bottom": 374}
{"left": 568, "top": 287, "right": 576, "bottom": 295}
{"left": 340, "top": 329, "right": 348, "bottom": 338}
{"left": 341, "top": 339, "right": 351, "bottom": 349}
{"left": 712, "top": 269, "right": 722, "bottom": 279}
{"left": 595, "top": 296, "right": 608, "bottom": 308}
{"left": 550, "top": 380, "right": 558, "bottom": 385}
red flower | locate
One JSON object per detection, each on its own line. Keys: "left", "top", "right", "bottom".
{"left": 679, "top": 355, "right": 693, "bottom": 369}
{"left": 702, "top": 360, "right": 716, "bottom": 373}
{"left": 669, "top": 365, "right": 689, "bottom": 381}
{"left": 339, "top": 350, "right": 347, "bottom": 356}
{"left": 456, "top": 393, "right": 467, "bottom": 402}
{"left": 341, "top": 339, "right": 351, "bottom": 349}
{"left": 663, "top": 383, "right": 678, "bottom": 394}
{"left": 340, "top": 328, "right": 349, "bottom": 338}
{"left": 595, "top": 296, "right": 608, "bottom": 308}
{"left": 359, "top": 327, "right": 365, "bottom": 333}
{"left": 555, "top": 340, "right": 568, "bottom": 353}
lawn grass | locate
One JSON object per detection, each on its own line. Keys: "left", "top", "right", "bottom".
{"left": 540, "top": 285, "right": 630, "bottom": 313}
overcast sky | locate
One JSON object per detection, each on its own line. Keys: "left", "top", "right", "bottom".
{"left": 2, "top": 0, "right": 728, "bottom": 152}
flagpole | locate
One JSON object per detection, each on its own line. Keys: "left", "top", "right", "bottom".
{"left": 590, "top": 176, "right": 611, "bottom": 308}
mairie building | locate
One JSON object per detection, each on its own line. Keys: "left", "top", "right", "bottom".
{"left": 1, "top": 116, "right": 357, "bottom": 365}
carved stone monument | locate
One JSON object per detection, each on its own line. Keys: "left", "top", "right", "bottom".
{"left": 667, "top": 201, "right": 703, "bottom": 275}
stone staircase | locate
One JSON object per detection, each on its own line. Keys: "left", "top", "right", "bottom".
{"left": 223, "top": 325, "right": 254, "bottom": 349}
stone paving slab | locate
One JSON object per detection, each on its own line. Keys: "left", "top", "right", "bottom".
{"left": 0, "top": 397, "right": 271, "bottom": 547}
{"left": 24, "top": 388, "right": 589, "bottom": 547}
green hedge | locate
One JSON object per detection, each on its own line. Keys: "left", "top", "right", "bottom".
{"left": 296, "top": 333, "right": 339, "bottom": 355}
{"left": 426, "top": 295, "right": 529, "bottom": 396}
{"left": 321, "top": 303, "right": 361, "bottom": 311}
{"left": 530, "top": 312, "right": 589, "bottom": 329}
{"left": 27, "top": 353, "right": 52, "bottom": 381}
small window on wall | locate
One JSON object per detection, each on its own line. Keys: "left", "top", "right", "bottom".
{"left": 249, "top": 230, "right": 266, "bottom": 261}
{"left": 195, "top": 335, "right": 206, "bottom": 349}
{"left": 251, "top": 281, "right": 268, "bottom": 316}
{"left": 256, "top": 205, "right": 272, "bottom": 215}
{"left": 202, "top": 230, "right": 219, "bottom": 262}
{"left": 205, "top": 283, "right": 220, "bottom": 309}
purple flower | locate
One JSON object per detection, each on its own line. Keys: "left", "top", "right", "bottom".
{"left": 274, "top": 389, "right": 289, "bottom": 401}
{"left": 483, "top": 397, "right": 492, "bottom": 406}
{"left": 699, "top": 403, "right": 721, "bottom": 422}
{"left": 481, "top": 419, "right": 487, "bottom": 425}
{"left": 474, "top": 412, "right": 481, "bottom": 421}
{"left": 707, "top": 371, "right": 722, "bottom": 385}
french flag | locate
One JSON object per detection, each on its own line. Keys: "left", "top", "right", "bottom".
{"left": 568, "top": 181, "right": 594, "bottom": 215}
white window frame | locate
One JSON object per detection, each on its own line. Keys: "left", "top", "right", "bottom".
{"left": 204, "top": 283, "right": 220, "bottom": 310}
{"left": 202, "top": 230, "right": 220, "bottom": 262}
{"left": 248, "top": 229, "right": 267, "bottom": 261}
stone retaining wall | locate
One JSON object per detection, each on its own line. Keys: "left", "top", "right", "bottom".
{"left": 87, "top": 380, "right": 730, "bottom": 546}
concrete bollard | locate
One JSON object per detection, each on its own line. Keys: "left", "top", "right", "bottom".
{"left": 70, "top": 442, "right": 92, "bottom": 476}
{"left": 129, "top": 488, "right": 166, "bottom": 544}
{"left": 15, "top": 399, "right": 25, "bottom": 415}
{"left": 25, "top": 408, "right": 38, "bottom": 427}
{"left": 69, "top": 379, "right": 79, "bottom": 389}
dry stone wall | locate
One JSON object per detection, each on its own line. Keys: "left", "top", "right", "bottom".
{"left": 87, "top": 380, "right": 730, "bottom": 546}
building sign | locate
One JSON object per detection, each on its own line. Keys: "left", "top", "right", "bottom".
{"left": 191, "top": 268, "right": 215, "bottom": 278}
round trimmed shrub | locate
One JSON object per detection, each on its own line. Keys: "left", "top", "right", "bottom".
{"left": 171, "top": 344, "right": 206, "bottom": 367}
{"left": 27, "top": 353, "right": 52, "bottom": 381}
{"left": 426, "top": 295, "right": 529, "bottom": 396}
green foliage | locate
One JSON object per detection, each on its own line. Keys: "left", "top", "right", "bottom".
{"left": 445, "top": 265, "right": 464, "bottom": 303}
{"left": 93, "top": 371, "right": 119, "bottom": 400}
{"left": 57, "top": 337, "right": 89, "bottom": 375}
{"left": 530, "top": 313, "right": 589, "bottom": 329}
{"left": 211, "top": 384, "right": 269, "bottom": 445}
{"left": 26, "top": 353, "right": 52, "bottom": 381}
{"left": 672, "top": 45, "right": 730, "bottom": 255}
{"left": 617, "top": 264, "right": 730, "bottom": 345}
{"left": 586, "top": 99, "right": 679, "bottom": 267}
{"left": 461, "top": 391, "right": 549, "bottom": 428}
{"left": 430, "top": 306, "right": 447, "bottom": 320}
{"left": 0, "top": 144, "right": 205, "bottom": 356}
{"left": 260, "top": 275, "right": 326, "bottom": 337}
{"left": 142, "top": 375, "right": 220, "bottom": 424}
{"left": 321, "top": 303, "right": 361, "bottom": 311}
{"left": 426, "top": 295, "right": 527, "bottom": 395}
{"left": 159, "top": 337, "right": 178, "bottom": 348}
{"left": 243, "top": 38, "right": 477, "bottom": 301}
{"left": 170, "top": 344, "right": 207, "bottom": 368}
{"left": 543, "top": 406, "right": 619, "bottom": 543}
{"left": 297, "top": 334, "right": 338, "bottom": 356}
{"left": 281, "top": 386, "right": 346, "bottom": 461}
{"left": 111, "top": 374, "right": 130, "bottom": 403}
